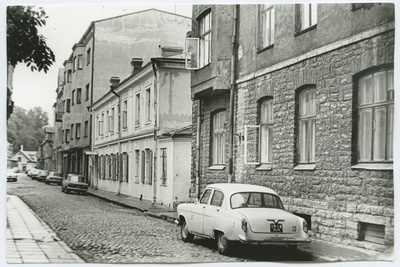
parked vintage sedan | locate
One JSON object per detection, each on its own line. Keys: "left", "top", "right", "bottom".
{"left": 61, "top": 174, "right": 88, "bottom": 194}
{"left": 37, "top": 170, "right": 50, "bottom": 182}
{"left": 45, "top": 172, "right": 63, "bottom": 185}
{"left": 7, "top": 169, "right": 18, "bottom": 182}
{"left": 30, "top": 169, "right": 41, "bottom": 180}
{"left": 177, "top": 183, "right": 311, "bottom": 255}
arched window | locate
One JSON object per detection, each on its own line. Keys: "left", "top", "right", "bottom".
{"left": 297, "top": 86, "right": 316, "bottom": 164}
{"left": 357, "top": 68, "right": 393, "bottom": 162}
{"left": 211, "top": 110, "right": 226, "bottom": 165}
{"left": 259, "top": 98, "right": 274, "bottom": 164}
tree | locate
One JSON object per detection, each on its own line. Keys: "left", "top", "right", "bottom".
{"left": 7, "top": 106, "right": 49, "bottom": 153}
{"left": 7, "top": 5, "right": 55, "bottom": 73}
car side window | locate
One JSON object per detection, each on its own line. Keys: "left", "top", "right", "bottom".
{"left": 200, "top": 189, "right": 212, "bottom": 204}
{"left": 210, "top": 190, "right": 224, "bottom": 207}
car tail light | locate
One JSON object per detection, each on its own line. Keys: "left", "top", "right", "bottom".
{"left": 303, "top": 220, "right": 308, "bottom": 233}
{"left": 241, "top": 218, "right": 248, "bottom": 232}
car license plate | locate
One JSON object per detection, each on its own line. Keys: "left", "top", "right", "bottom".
{"left": 270, "top": 223, "right": 283, "bottom": 232}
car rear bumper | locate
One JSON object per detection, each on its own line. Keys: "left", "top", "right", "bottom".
{"left": 48, "top": 179, "right": 62, "bottom": 183}
{"left": 238, "top": 234, "right": 311, "bottom": 245}
{"left": 7, "top": 177, "right": 17, "bottom": 182}
{"left": 66, "top": 186, "right": 88, "bottom": 192}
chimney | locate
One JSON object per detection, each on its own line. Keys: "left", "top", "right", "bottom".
{"left": 110, "top": 77, "right": 120, "bottom": 89}
{"left": 130, "top": 58, "right": 143, "bottom": 73}
{"left": 20, "top": 145, "right": 23, "bottom": 151}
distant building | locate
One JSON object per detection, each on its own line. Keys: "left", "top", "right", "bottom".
{"left": 52, "top": 9, "right": 191, "bottom": 179}
{"left": 90, "top": 51, "right": 192, "bottom": 208}
{"left": 37, "top": 127, "right": 54, "bottom": 170}
{"left": 9, "top": 145, "right": 37, "bottom": 172}
{"left": 189, "top": 3, "right": 394, "bottom": 251}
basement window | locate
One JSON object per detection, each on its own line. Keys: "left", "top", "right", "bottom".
{"left": 357, "top": 222, "right": 385, "bottom": 245}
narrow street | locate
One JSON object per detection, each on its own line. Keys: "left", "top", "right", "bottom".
{"left": 7, "top": 174, "right": 316, "bottom": 263}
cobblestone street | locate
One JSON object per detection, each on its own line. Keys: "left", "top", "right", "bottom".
{"left": 7, "top": 174, "right": 315, "bottom": 263}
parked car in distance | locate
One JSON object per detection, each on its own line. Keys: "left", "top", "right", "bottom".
{"left": 46, "top": 172, "right": 63, "bottom": 185}
{"left": 27, "top": 168, "right": 36, "bottom": 177}
{"left": 7, "top": 169, "right": 18, "bottom": 182}
{"left": 61, "top": 174, "right": 88, "bottom": 194}
{"left": 37, "top": 170, "right": 50, "bottom": 182}
{"left": 177, "top": 183, "right": 311, "bottom": 255}
{"left": 30, "top": 169, "right": 41, "bottom": 180}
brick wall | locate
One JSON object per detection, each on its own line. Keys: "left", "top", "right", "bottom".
{"left": 233, "top": 30, "right": 394, "bottom": 250}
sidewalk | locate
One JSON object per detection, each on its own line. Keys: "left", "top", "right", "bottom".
{"left": 6, "top": 194, "right": 85, "bottom": 264}
{"left": 87, "top": 188, "right": 393, "bottom": 262}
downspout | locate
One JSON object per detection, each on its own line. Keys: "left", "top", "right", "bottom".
{"left": 110, "top": 78, "right": 122, "bottom": 195}
{"left": 228, "top": 5, "right": 238, "bottom": 183}
{"left": 195, "top": 100, "right": 202, "bottom": 199}
{"left": 87, "top": 107, "right": 97, "bottom": 189}
{"left": 151, "top": 58, "right": 158, "bottom": 204}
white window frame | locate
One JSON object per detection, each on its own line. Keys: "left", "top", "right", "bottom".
{"left": 199, "top": 11, "right": 212, "bottom": 68}
{"left": 260, "top": 4, "right": 275, "bottom": 49}
{"left": 185, "top": 37, "right": 200, "bottom": 70}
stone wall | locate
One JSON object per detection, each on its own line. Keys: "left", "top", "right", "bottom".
{"left": 233, "top": 30, "right": 394, "bottom": 250}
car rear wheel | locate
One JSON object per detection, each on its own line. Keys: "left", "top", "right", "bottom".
{"left": 216, "top": 232, "right": 231, "bottom": 255}
{"left": 181, "top": 220, "right": 194, "bottom": 242}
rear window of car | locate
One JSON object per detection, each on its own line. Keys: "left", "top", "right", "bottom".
{"left": 230, "top": 192, "right": 284, "bottom": 210}
{"left": 54, "top": 173, "right": 61, "bottom": 177}
{"left": 69, "top": 175, "right": 86, "bottom": 183}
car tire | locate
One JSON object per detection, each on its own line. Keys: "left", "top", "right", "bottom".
{"left": 216, "top": 232, "right": 231, "bottom": 255}
{"left": 181, "top": 220, "right": 194, "bottom": 242}
{"left": 45, "top": 181, "right": 49, "bottom": 184}
{"left": 65, "top": 189, "right": 70, "bottom": 194}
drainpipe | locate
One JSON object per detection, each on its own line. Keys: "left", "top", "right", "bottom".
{"left": 228, "top": 5, "right": 238, "bottom": 183}
{"left": 87, "top": 107, "right": 97, "bottom": 189}
{"left": 110, "top": 77, "right": 122, "bottom": 195}
{"left": 151, "top": 59, "right": 159, "bottom": 204}
{"left": 195, "top": 100, "right": 202, "bottom": 199}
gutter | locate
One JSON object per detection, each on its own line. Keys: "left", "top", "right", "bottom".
{"left": 228, "top": 5, "right": 238, "bottom": 183}
{"left": 110, "top": 82, "right": 123, "bottom": 195}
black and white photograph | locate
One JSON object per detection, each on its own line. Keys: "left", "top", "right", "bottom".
{"left": 3, "top": 0, "right": 397, "bottom": 266}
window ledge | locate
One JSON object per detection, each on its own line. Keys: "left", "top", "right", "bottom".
{"left": 257, "top": 44, "right": 274, "bottom": 54}
{"left": 352, "top": 163, "right": 393, "bottom": 171}
{"left": 256, "top": 164, "right": 272, "bottom": 171}
{"left": 294, "top": 164, "right": 316, "bottom": 171}
{"left": 208, "top": 165, "right": 226, "bottom": 170}
{"left": 295, "top": 24, "right": 317, "bottom": 37}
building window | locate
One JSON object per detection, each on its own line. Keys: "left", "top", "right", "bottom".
{"left": 123, "top": 100, "right": 128, "bottom": 129}
{"left": 86, "top": 48, "right": 91, "bottom": 65}
{"left": 259, "top": 4, "right": 275, "bottom": 49}
{"left": 145, "top": 88, "right": 151, "bottom": 122}
{"left": 105, "top": 110, "right": 109, "bottom": 135}
{"left": 135, "top": 150, "right": 140, "bottom": 183}
{"left": 85, "top": 84, "right": 90, "bottom": 101}
{"left": 141, "top": 151, "right": 145, "bottom": 183}
{"left": 72, "top": 90, "right": 75, "bottom": 105}
{"left": 109, "top": 108, "right": 114, "bottom": 133}
{"left": 199, "top": 10, "right": 212, "bottom": 68}
{"left": 259, "top": 98, "right": 273, "bottom": 164}
{"left": 63, "top": 100, "right": 66, "bottom": 113}
{"left": 297, "top": 86, "right": 316, "bottom": 164}
{"left": 71, "top": 124, "right": 74, "bottom": 140}
{"left": 160, "top": 148, "right": 167, "bottom": 186}
{"left": 357, "top": 68, "right": 394, "bottom": 163}
{"left": 123, "top": 153, "right": 129, "bottom": 183}
{"left": 135, "top": 93, "right": 140, "bottom": 126}
{"left": 84, "top": 121, "right": 88, "bottom": 137}
{"left": 73, "top": 56, "right": 77, "bottom": 72}
{"left": 76, "top": 88, "right": 82, "bottom": 104}
{"left": 78, "top": 54, "right": 83, "bottom": 69}
{"left": 66, "top": 99, "right": 71, "bottom": 112}
{"left": 211, "top": 110, "right": 226, "bottom": 165}
{"left": 99, "top": 113, "right": 104, "bottom": 136}
{"left": 296, "top": 3, "right": 317, "bottom": 33}
{"left": 357, "top": 222, "right": 385, "bottom": 245}
{"left": 67, "top": 70, "right": 72, "bottom": 82}
{"left": 65, "top": 129, "right": 70, "bottom": 143}
{"left": 18, "top": 156, "right": 21, "bottom": 162}
{"left": 145, "top": 149, "right": 153, "bottom": 184}
{"left": 62, "top": 130, "right": 64, "bottom": 143}
{"left": 76, "top": 123, "right": 81, "bottom": 139}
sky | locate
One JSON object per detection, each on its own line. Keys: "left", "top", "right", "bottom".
{"left": 7, "top": 2, "right": 193, "bottom": 124}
